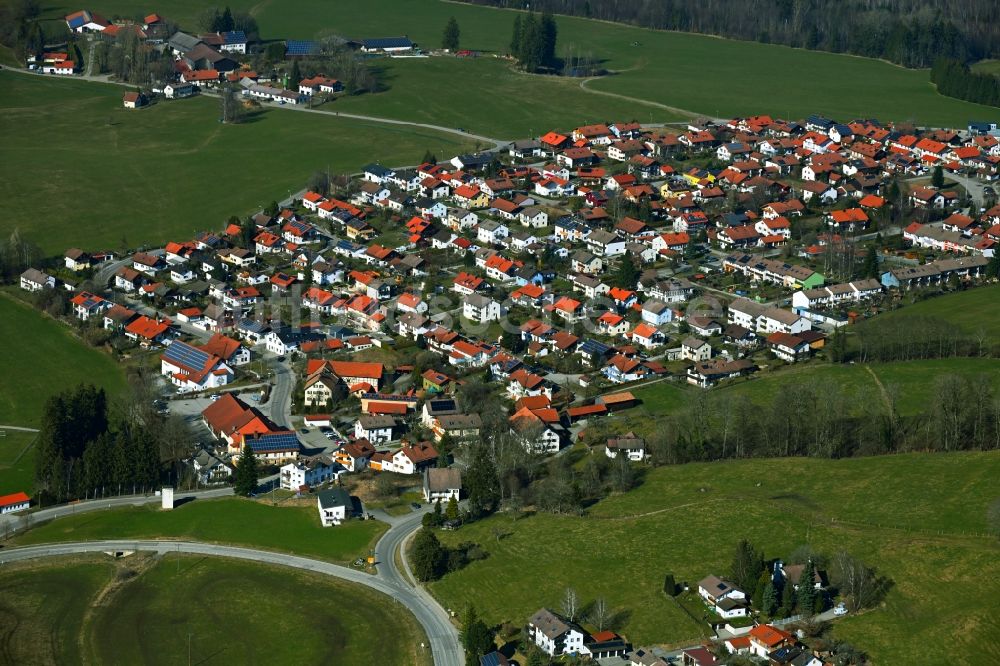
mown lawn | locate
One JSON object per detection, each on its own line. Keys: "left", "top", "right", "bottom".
{"left": 429, "top": 452, "right": 1000, "bottom": 664}
{"left": 85, "top": 555, "right": 431, "bottom": 665}
{"left": 0, "top": 297, "right": 126, "bottom": 429}
{"left": 14, "top": 496, "right": 386, "bottom": 563}
{"left": 0, "top": 70, "right": 473, "bottom": 253}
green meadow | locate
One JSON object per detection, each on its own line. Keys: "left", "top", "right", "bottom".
{"left": 0, "top": 555, "right": 430, "bottom": 665}
{"left": 0, "top": 70, "right": 473, "bottom": 253}
{"left": 430, "top": 452, "right": 1000, "bottom": 664}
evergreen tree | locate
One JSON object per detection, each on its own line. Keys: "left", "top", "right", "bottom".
{"left": 240, "top": 217, "right": 257, "bottom": 249}
{"left": 539, "top": 12, "right": 558, "bottom": 67}
{"left": 861, "top": 244, "right": 879, "bottom": 279}
{"left": 779, "top": 579, "right": 796, "bottom": 617}
{"left": 411, "top": 528, "right": 446, "bottom": 581}
{"left": 463, "top": 613, "right": 494, "bottom": 661}
{"left": 931, "top": 164, "right": 944, "bottom": 189}
{"left": 221, "top": 6, "right": 235, "bottom": 32}
{"left": 663, "top": 572, "right": 677, "bottom": 596}
{"left": 290, "top": 59, "right": 301, "bottom": 86}
{"left": 613, "top": 255, "right": 640, "bottom": 290}
{"left": 729, "top": 539, "right": 764, "bottom": 598}
{"left": 986, "top": 253, "right": 1000, "bottom": 280}
{"left": 422, "top": 150, "right": 437, "bottom": 165}
{"left": 464, "top": 443, "right": 500, "bottom": 517}
{"left": 265, "top": 200, "right": 280, "bottom": 216}
{"left": 442, "top": 17, "right": 460, "bottom": 51}
{"left": 526, "top": 650, "right": 545, "bottom": 666}
{"left": 509, "top": 15, "right": 522, "bottom": 56}
{"left": 752, "top": 570, "right": 770, "bottom": 609}
{"left": 446, "top": 496, "right": 459, "bottom": 521}
{"left": 233, "top": 445, "right": 259, "bottom": 496}
{"left": 797, "top": 560, "right": 817, "bottom": 615}
{"left": 762, "top": 581, "right": 778, "bottom": 616}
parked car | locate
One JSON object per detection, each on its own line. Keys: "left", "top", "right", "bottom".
{"left": 410, "top": 502, "right": 422, "bottom": 510}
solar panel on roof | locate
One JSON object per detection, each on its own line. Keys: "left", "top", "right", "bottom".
{"left": 164, "top": 341, "right": 211, "bottom": 369}
{"left": 285, "top": 40, "right": 318, "bottom": 55}
{"left": 248, "top": 432, "right": 300, "bottom": 452}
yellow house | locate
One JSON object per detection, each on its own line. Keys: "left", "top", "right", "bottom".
{"left": 682, "top": 168, "right": 715, "bottom": 188}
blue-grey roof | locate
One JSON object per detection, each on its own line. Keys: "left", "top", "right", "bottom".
{"left": 317, "top": 487, "right": 351, "bottom": 509}
{"left": 223, "top": 30, "right": 246, "bottom": 44}
{"left": 361, "top": 36, "right": 413, "bottom": 50}
{"left": 247, "top": 431, "right": 300, "bottom": 453}
{"left": 285, "top": 40, "right": 318, "bottom": 56}
{"left": 579, "top": 339, "right": 610, "bottom": 355}
{"left": 163, "top": 340, "right": 210, "bottom": 369}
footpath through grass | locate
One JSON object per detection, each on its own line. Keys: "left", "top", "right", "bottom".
{"left": 33, "top": 0, "right": 995, "bottom": 126}
{"left": 429, "top": 452, "right": 1000, "bottom": 664}
{"left": 0, "top": 70, "right": 474, "bottom": 253}
{"left": 0, "top": 296, "right": 125, "bottom": 429}
{"left": 0, "top": 554, "right": 430, "bottom": 665}
{"left": 14, "top": 496, "right": 386, "bottom": 564}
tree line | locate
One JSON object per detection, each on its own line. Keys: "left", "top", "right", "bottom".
{"left": 459, "top": 0, "right": 997, "bottom": 68}
{"left": 931, "top": 58, "right": 1000, "bottom": 108}
{"left": 34, "top": 378, "right": 196, "bottom": 503}
{"left": 648, "top": 372, "right": 1000, "bottom": 465}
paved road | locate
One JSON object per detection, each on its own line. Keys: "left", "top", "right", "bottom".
{"left": 94, "top": 248, "right": 166, "bottom": 287}
{"left": 0, "top": 537, "right": 461, "bottom": 665}
{"left": 266, "top": 357, "right": 294, "bottom": 428}
{"left": 0, "top": 499, "right": 463, "bottom": 666}
{"left": 0, "top": 487, "right": 234, "bottom": 536}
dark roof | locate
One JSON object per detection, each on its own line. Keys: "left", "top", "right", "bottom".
{"left": 285, "top": 40, "right": 319, "bottom": 56}
{"left": 317, "top": 487, "right": 351, "bottom": 509}
{"left": 361, "top": 36, "right": 414, "bottom": 49}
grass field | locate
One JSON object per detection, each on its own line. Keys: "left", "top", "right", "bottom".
{"left": 65, "top": 0, "right": 1000, "bottom": 126}
{"left": 14, "top": 496, "right": 386, "bottom": 563}
{"left": 0, "top": 558, "right": 115, "bottom": 664}
{"left": 429, "top": 452, "right": 1000, "bottom": 664}
{"left": 633, "top": 357, "right": 1000, "bottom": 421}
{"left": 871, "top": 285, "right": 1000, "bottom": 338}
{"left": 0, "top": 431, "right": 37, "bottom": 496}
{"left": 0, "top": 296, "right": 126, "bottom": 429}
{"left": 0, "top": 555, "right": 430, "bottom": 665}
{"left": 330, "top": 56, "right": 686, "bottom": 137}
{"left": 0, "top": 70, "right": 473, "bottom": 253}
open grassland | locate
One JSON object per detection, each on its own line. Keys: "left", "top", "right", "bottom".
{"left": 430, "top": 452, "right": 1000, "bottom": 664}
{"left": 633, "top": 357, "right": 1000, "bottom": 420}
{"left": 331, "top": 56, "right": 685, "bottom": 137}
{"left": 69, "top": 0, "right": 1000, "bottom": 125}
{"left": 868, "top": 285, "right": 1000, "bottom": 338}
{"left": 0, "top": 555, "right": 430, "bottom": 665}
{"left": 0, "top": 431, "right": 37, "bottom": 496}
{"left": 87, "top": 555, "right": 430, "bottom": 665}
{"left": 0, "top": 70, "right": 473, "bottom": 253}
{"left": 0, "top": 557, "right": 115, "bottom": 664}
{"left": 0, "top": 297, "right": 125, "bottom": 429}
{"left": 14, "top": 496, "right": 386, "bottom": 563}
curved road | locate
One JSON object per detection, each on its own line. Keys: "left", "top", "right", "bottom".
{"left": 0, "top": 491, "right": 462, "bottom": 665}
{"left": 0, "top": 536, "right": 462, "bottom": 666}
